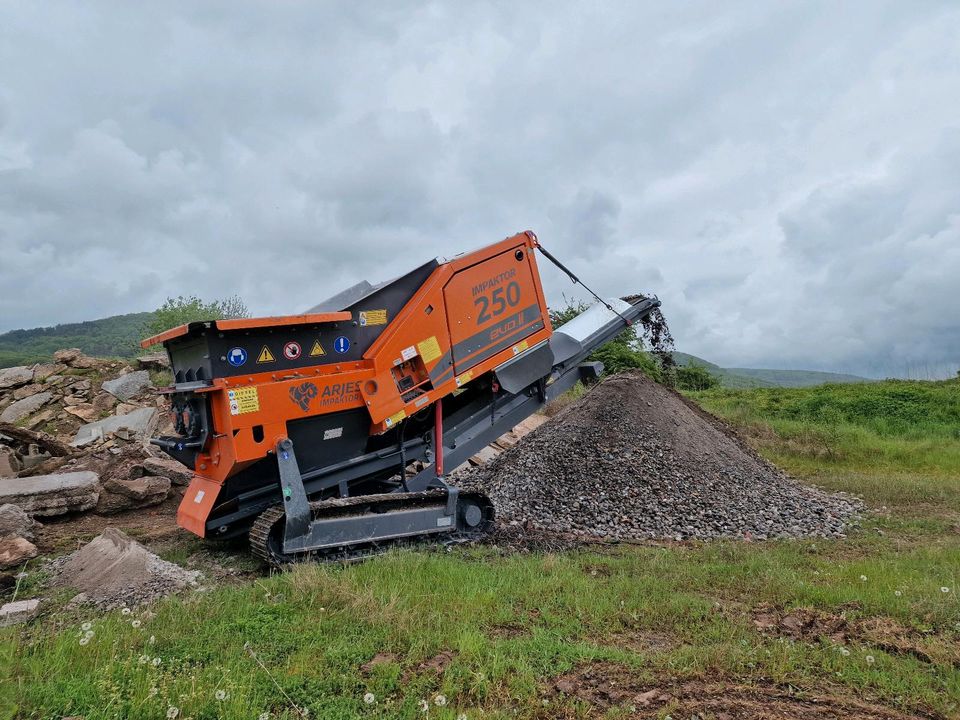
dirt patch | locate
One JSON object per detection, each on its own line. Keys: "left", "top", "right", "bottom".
{"left": 458, "top": 371, "right": 863, "bottom": 542}
{"left": 50, "top": 527, "right": 201, "bottom": 608}
{"left": 605, "top": 628, "right": 678, "bottom": 654}
{"left": 360, "top": 652, "right": 399, "bottom": 675}
{"left": 402, "top": 650, "right": 457, "bottom": 682}
{"left": 751, "top": 604, "right": 959, "bottom": 667}
{"left": 545, "top": 661, "right": 941, "bottom": 719}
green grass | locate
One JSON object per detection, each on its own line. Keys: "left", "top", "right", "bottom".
{"left": 3, "top": 380, "right": 960, "bottom": 719}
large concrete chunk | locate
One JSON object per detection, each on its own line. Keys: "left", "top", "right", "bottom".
{"left": 101, "top": 371, "right": 152, "bottom": 401}
{"left": 0, "top": 503, "right": 38, "bottom": 540}
{"left": 0, "top": 535, "right": 38, "bottom": 569}
{"left": 97, "top": 475, "right": 170, "bottom": 514}
{"left": 0, "top": 598, "right": 40, "bottom": 627}
{"left": 0, "top": 366, "right": 34, "bottom": 389}
{"left": 142, "top": 456, "right": 192, "bottom": 486}
{"left": 0, "top": 392, "right": 53, "bottom": 423}
{"left": 0, "top": 470, "right": 100, "bottom": 517}
{"left": 73, "top": 407, "right": 157, "bottom": 447}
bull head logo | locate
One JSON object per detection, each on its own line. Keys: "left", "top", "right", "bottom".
{"left": 289, "top": 382, "right": 318, "bottom": 412}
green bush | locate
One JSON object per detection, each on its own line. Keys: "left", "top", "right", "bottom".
{"left": 142, "top": 295, "right": 249, "bottom": 348}
{"left": 675, "top": 362, "right": 720, "bottom": 391}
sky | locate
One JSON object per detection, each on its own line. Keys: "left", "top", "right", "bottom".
{"left": 1, "top": 1, "right": 958, "bottom": 378}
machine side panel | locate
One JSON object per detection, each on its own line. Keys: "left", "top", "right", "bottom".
{"left": 443, "top": 243, "right": 547, "bottom": 375}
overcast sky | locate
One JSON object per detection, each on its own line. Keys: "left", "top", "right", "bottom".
{"left": 1, "top": 2, "right": 958, "bottom": 377}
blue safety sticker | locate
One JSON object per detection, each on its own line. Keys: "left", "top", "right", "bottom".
{"left": 334, "top": 336, "right": 351, "bottom": 354}
{"left": 227, "top": 347, "right": 248, "bottom": 367}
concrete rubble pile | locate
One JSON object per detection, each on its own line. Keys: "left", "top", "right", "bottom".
{"left": 0, "top": 349, "right": 184, "bottom": 573}
{"left": 458, "top": 371, "right": 863, "bottom": 542}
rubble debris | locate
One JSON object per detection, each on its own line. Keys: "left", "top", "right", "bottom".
{"left": 0, "top": 449, "right": 20, "bottom": 477}
{"left": 0, "top": 422, "right": 74, "bottom": 457}
{"left": 0, "top": 366, "right": 34, "bottom": 390}
{"left": 72, "top": 407, "right": 158, "bottom": 447}
{"left": 0, "top": 504, "right": 38, "bottom": 540}
{"left": 0, "top": 535, "right": 38, "bottom": 569}
{"left": 143, "top": 456, "right": 193, "bottom": 486}
{"left": 136, "top": 353, "right": 170, "bottom": 371}
{"left": 52, "top": 527, "right": 201, "bottom": 608}
{"left": 31, "top": 362, "right": 66, "bottom": 382}
{"left": 459, "top": 371, "right": 862, "bottom": 541}
{"left": 0, "top": 391, "right": 53, "bottom": 423}
{"left": 101, "top": 370, "right": 152, "bottom": 401}
{"left": 53, "top": 348, "right": 97, "bottom": 369}
{"left": 0, "top": 470, "right": 100, "bottom": 517}
{"left": 0, "top": 598, "right": 40, "bottom": 627}
{"left": 97, "top": 473, "right": 170, "bottom": 514}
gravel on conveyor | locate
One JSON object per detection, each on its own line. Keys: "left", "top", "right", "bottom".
{"left": 456, "top": 371, "right": 863, "bottom": 541}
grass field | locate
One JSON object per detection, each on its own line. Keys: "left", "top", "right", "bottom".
{"left": 3, "top": 380, "right": 959, "bottom": 719}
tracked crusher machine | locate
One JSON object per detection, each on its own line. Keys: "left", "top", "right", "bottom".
{"left": 142, "top": 231, "right": 660, "bottom": 564}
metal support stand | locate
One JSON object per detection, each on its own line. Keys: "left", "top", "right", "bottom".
{"left": 277, "top": 438, "right": 311, "bottom": 551}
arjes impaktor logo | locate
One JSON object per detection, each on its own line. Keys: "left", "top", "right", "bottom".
{"left": 289, "top": 382, "right": 318, "bottom": 412}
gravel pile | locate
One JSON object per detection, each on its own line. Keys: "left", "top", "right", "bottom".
{"left": 458, "top": 371, "right": 862, "bottom": 541}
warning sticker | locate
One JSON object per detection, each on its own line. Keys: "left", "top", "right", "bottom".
{"left": 456, "top": 370, "right": 474, "bottom": 387}
{"left": 384, "top": 409, "right": 406, "bottom": 428}
{"left": 257, "top": 345, "right": 275, "bottom": 364}
{"left": 228, "top": 387, "right": 260, "bottom": 415}
{"left": 417, "top": 336, "right": 442, "bottom": 364}
{"left": 283, "top": 341, "right": 302, "bottom": 360}
{"left": 401, "top": 345, "right": 418, "bottom": 361}
{"left": 512, "top": 340, "right": 529, "bottom": 356}
{"left": 323, "top": 427, "right": 343, "bottom": 440}
{"left": 358, "top": 309, "right": 388, "bottom": 327}
{"left": 309, "top": 340, "right": 325, "bottom": 357}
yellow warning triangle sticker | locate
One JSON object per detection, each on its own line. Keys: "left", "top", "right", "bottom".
{"left": 309, "top": 340, "right": 325, "bottom": 357}
{"left": 256, "top": 345, "right": 275, "bottom": 363}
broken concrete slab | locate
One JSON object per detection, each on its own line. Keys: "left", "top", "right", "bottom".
{"left": 63, "top": 404, "right": 100, "bottom": 422}
{"left": 137, "top": 353, "right": 170, "bottom": 370}
{"left": 53, "top": 348, "right": 97, "bottom": 369}
{"left": 31, "top": 362, "right": 66, "bottom": 382}
{"left": 0, "top": 391, "right": 53, "bottom": 423}
{"left": 0, "top": 535, "right": 38, "bottom": 569}
{"left": 0, "top": 470, "right": 100, "bottom": 517}
{"left": 0, "top": 366, "right": 34, "bottom": 390}
{"left": 0, "top": 598, "right": 40, "bottom": 627}
{"left": 72, "top": 407, "right": 157, "bottom": 447}
{"left": 143, "top": 456, "right": 192, "bottom": 486}
{"left": 101, "top": 370, "right": 151, "bottom": 401}
{"left": 97, "top": 475, "right": 170, "bottom": 514}
{"left": 0, "top": 504, "right": 38, "bottom": 540}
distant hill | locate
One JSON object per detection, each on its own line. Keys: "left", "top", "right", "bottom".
{"left": 672, "top": 352, "right": 872, "bottom": 389}
{"left": 0, "top": 312, "right": 153, "bottom": 368}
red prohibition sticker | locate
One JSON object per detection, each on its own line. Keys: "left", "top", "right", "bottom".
{"left": 283, "top": 341, "right": 302, "bottom": 360}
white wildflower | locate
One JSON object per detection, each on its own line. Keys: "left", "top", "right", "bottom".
{"left": 149, "top": 686, "right": 158, "bottom": 697}
{"left": 434, "top": 695, "right": 447, "bottom": 707}
{"left": 81, "top": 622, "right": 92, "bottom": 631}
{"left": 418, "top": 699, "right": 429, "bottom": 712}
{"left": 84, "top": 630, "right": 95, "bottom": 639}
{"left": 131, "top": 620, "right": 142, "bottom": 628}
{"left": 215, "top": 689, "right": 228, "bottom": 701}
{"left": 865, "top": 655, "right": 875, "bottom": 664}
{"left": 458, "top": 715, "right": 468, "bottom": 720}
{"left": 941, "top": 586, "right": 951, "bottom": 594}
{"left": 859, "top": 575, "right": 867, "bottom": 582}
{"left": 894, "top": 590, "right": 902, "bottom": 597}
{"left": 363, "top": 693, "right": 376, "bottom": 705}
{"left": 148, "top": 635, "right": 156, "bottom": 644}
{"left": 121, "top": 607, "right": 132, "bottom": 615}
{"left": 79, "top": 637, "right": 89, "bottom": 646}
{"left": 138, "top": 655, "right": 150, "bottom": 665}
{"left": 166, "top": 706, "right": 180, "bottom": 719}
{"left": 152, "top": 657, "right": 162, "bottom": 666}
{"left": 839, "top": 647, "right": 850, "bottom": 656}
{"left": 258, "top": 714, "right": 271, "bottom": 720}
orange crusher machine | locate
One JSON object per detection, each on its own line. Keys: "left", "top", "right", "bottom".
{"left": 142, "top": 231, "right": 660, "bottom": 564}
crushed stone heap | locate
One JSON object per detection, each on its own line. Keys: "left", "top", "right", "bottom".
{"left": 458, "top": 371, "right": 862, "bottom": 541}
{"left": 53, "top": 527, "right": 200, "bottom": 608}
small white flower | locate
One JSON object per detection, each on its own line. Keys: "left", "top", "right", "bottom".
{"left": 215, "top": 689, "right": 228, "bottom": 701}
{"left": 457, "top": 715, "right": 468, "bottom": 720}
{"left": 81, "top": 622, "right": 92, "bottom": 631}
{"left": 138, "top": 655, "right": 150, "bottom": 665}
{"left": 434, "top": 695, "right": 447, "bottom": 707}
{"left": 152, "top": 657, "right": 162, "bottom": 666}
{"left": 839, "top": 647, "right": 850, "bottom": 656}
{"left": 131, "top": 620, "right": 142, "bottom": 628}
{"left": 859, "top": 575, "right": 868, "bottom": 582}
{"left": 894, "top": 590, "right": 902, "bottom": 597}
{"left": 363, "top": 692, "right": 376, "bottom": 705}
{"left": 418, "top": 699, "right": 429, "bottom": 712}
{"left": 121, "top": 607, "right": 132, "bottom": 615}
{"left": 166, "top": 706, "right": 180, "bottom": 719}
{"left": 148, "top": 635, "right": 156, "bottom": 644}
{"left": 79, "top": 637, "right": 90, "bottom": 646}
{"left": 258, "top": 714, "right": 271, "bottom": 720}
{"left": 865, "top": 655, "right": 875, "bottom": 664}
{"left": 941, "top": 586, "right": 951, "bottom": 594}
{"left": 84, "top": 630, "right": 95, "bottom": 639}
{"left": 148, "top": 686, "right": 158, "bottom": 697}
